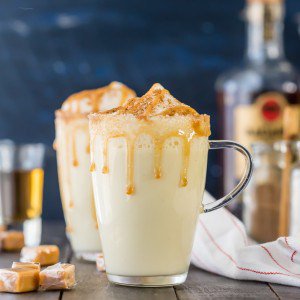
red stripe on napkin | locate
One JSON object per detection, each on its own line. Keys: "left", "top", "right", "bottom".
{"left": 199, "top": 219, "right": 300, "bottom": 279}
{"left": 284, "top": 237, "right": 298, "bottom": 263}
{"left": 260, "top": 245, "right": 300, "bottom": 276}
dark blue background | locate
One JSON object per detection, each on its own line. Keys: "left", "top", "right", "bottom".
{"left": 0, "top": 0, "right": 299, "bottom": 219}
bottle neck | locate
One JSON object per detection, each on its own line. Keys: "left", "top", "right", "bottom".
{"left": 246, "top": 2, "right": 285, "bottom": 64}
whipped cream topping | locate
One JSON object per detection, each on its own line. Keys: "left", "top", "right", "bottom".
{"left": 89, "top": 83, "right": 211, "bottom": 138}
{"left": 103, "top": 83, "right": 200, "bottom": 119}
{"left": 60, "top": 81, "right": 136, "bottom": 114}
{"left": 89, "top": 83, "right": 210, "bottom": 195}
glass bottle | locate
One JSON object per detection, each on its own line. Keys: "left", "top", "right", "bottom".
{"left": 216, "top": 0, "right": 300, "bottom": 218}
{"left": 289, "top": 141, "right": 300, "bottom": 237}
{"left": 243, "top": 142, "right": 283, "bottom": 243}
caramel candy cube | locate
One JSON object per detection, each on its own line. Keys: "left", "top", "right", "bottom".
{"left": 21, "top": 245, "right": 59, "bottom": 266}
{"left": 12, "top": 262, "right": 41, "bottom": 271}
{"left": 39, "top": 263, "right": 75, "bottom": 290}
{"left": 0, "top": 268, "right": 39, "bottom": 293}
{"left": 0, "top": 231, "right": 24, "bottom": 251}
{"left": 96, "top": 253, "right": 105, "bottom": 272}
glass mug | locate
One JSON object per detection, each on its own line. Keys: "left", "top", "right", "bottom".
{"left": 55, "top": 113, "right": 101, "bottom": 261}
{"left": 90, "top": 133, "right": 252, "bottom": 286}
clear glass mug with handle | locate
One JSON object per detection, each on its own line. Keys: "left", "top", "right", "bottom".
{"left": 90, "top": 115, "right": 252, "bottom": 287}
{"left": 0, "top": 140, "right": 45, "bottom": 246}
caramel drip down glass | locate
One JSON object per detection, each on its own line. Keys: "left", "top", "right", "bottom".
{"left": 89, "top": 133, "right": 252, "bottom": 287}
{"left": 55, "top": 82, "right": 136, "bottom": 261}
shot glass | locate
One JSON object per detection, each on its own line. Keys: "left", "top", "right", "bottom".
{"left": 0, "top": 140, "right": 45, "bottom": 246}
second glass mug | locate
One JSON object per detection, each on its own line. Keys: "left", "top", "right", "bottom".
{"left": 90, "top": 133, "right": 252, "bottom": 286}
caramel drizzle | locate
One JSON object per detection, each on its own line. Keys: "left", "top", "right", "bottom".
{"left": 86, "top": 143, "right": 90, "bottom": 154}
{"left": 89, "top": 162, "right": 96, "bottom": 172}
{"left": 90, "top": 134, "right": 136, "bottom": 194}
{"left": 57, "top": 124, "right": 98, "bottom": 233}
{"left": 63, "top": 124, "right": 88, "bottom": 209}
{"left": 89, "top": 135, "right": 96, "bottom": 174}
{"left": 126, "top": 138, "right": 135, "bottom": 195}
{"left": 180, "top": 131, "right": 196, "bottom": 187}
{"left": 91, "top": 131, "right": 199, "bottom": 195}
{"left": 102, "top": 138, "right": 109, "bottom": 174}
{"left": 180, "top": 137, "right": 190, "bottom": 187}
{"left": 154, "top": 137, "right": 163, "bottom": 179}
{"left": 70, "top": 124, "right": 90, "bottom": 169}
{"left": 72, "top": 134, "right": 79, "bottom": 167}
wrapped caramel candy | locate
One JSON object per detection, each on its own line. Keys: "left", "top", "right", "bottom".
{"left": 0, "top": 267, "right": 39, "bottom": 293}
{"left": 21, "top": 245, "right": 59, "bottom": 266}
{"left": 0, "top": 231, "right": 24, "bottom": 251}
{"left": 39, "top": 263, "right": 76, "bottom": 290}
{"left": 96, "top": 253, "right": 105, "bottom": 272}
{"left": 12, "top": 262, "right": 41, "bottom": 271}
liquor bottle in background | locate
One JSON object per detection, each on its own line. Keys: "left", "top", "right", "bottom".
{"left": 216, "top": 0, "right": 300, "bottom": 218}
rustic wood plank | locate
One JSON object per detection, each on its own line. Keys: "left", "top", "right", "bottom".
{"left": 174, "top": 265, "right": 278, "bottom": 300}
{"left": 269, "top": 283, "right": 299, "bottom": 300}
{"left": 2, "top": 222, "right": 296, "bottom": 299}
{"left": 62, "top": 257, "right": 177, "bottom": 300}
{"left": 0, "top": 221, "right": 69, "bottom": 300}
{"left": 0, "top": 289, "right": 62, "bottom": 300}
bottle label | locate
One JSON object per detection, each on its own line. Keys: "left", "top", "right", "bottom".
{"left": 234, "top": 92, "right": 287, "bottom": 178}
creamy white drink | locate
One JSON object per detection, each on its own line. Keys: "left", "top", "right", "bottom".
{"left": 89, "top": 84, "right": 211, "bottom": 284}
{"left": 55, "top": 82, "right": 136, "bottom": 257}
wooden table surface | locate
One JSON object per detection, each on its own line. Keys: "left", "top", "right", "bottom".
{"left": 0, "top": 222, "right": 298, "bottom": 299}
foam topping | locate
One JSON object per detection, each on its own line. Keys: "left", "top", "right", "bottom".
{"left": 60, "top": 81, "right": 136, "bottom": 114}
{"left": 89, "top": 83, "right": 211, "bottom": 138}
{"left": 103, "top": 83, "right": 200, "bottom": 119}
{"left": 89, "top": 83, "right": 211, "bottom": 195}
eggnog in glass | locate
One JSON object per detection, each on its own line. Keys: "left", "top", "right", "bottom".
{"left": 89, "top": 84, "right": 252, "bottom": 286}
{"left": 55, "top": 82, "right": 136, "bottom": 260}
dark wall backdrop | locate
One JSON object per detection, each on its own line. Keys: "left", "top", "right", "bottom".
{"left": 0, "top": 0, "right": 299, "bottom": 219}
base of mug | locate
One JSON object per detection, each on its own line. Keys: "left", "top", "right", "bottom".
{"left": 107, "top": 272, "right": 188, "bottom": 287}
{"left": 74, "top": 251, "right": 99, "bottom": 263}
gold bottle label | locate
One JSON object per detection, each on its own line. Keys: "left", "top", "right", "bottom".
{"left": 234, "top": 92, "right": 287, "bottom": 178}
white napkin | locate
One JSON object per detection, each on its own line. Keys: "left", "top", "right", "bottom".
{"left": 191, "top": 191, "right": 300, "bottom": 287}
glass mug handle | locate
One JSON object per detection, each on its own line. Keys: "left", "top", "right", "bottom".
{"left": 203, "top": 140, "right": 253, "bottom": 213}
